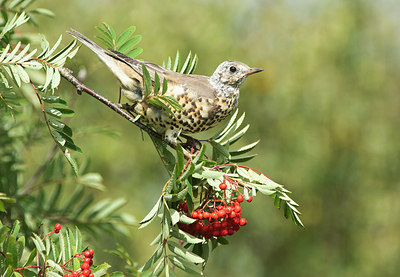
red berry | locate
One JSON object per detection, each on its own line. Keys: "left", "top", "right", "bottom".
{"left": 221, "top": 220, "right": 228, "bottom": 228}
{"left": 72, "top": 271, "right": 79, "bottom": 277}
{"left": 247, "top": 196, "right": 253, "bottom": 202}
{"left": 197, "top": 212, "right": 203, "bottom": 219}
{"left": 82, "top": 269, "right": 91, "bottom": 276}
{"left": 237, "top": 195, "right": 244, "bottom": 203}
{"left": 234, "top": 205, "right": 242, "bottom": 213}
{"left": 212, "top": 230, "right": 219, "bottom": 237}
{"left": 64, "top": 273, "right": 73, "bottom": 277}
{"left": 217, "top": 209, "right": 226, "bottom": 218}
{"left": 83, "top": 250, "right": 91, "bottom": 258}
{"left": 233, "top": 224, "right": 240, "bottom": 231}
{"left": 239, "top": 218, "right": 247, "bottom": 226}
{"left": 81, "top": 262, "right": 90, "bottom": 270}
{"left": 191, "top": 211, "right": 198, "bottom": 218}
{"left": 225, "top": 206, "right": 232, "bottom": 214}
{"left": 88, "top": 249, "right": 94, "bottom": 256}
{"left": 228, "top": 228, "right": 234, "bottom": 235}
{"left": 220, "top": 228, "right": 228, "bottom": 236}
{"left": 203, "top": 212, "right": 210, "bottom": 220}
{"left": 89, "top": 274, "right": 94, "bottom": 277}
{"left": 54, "top": 223, "right": 61, "bottom": 233}
{"left": 211, "top": 212, "right": 218, "bottom": 220}
{"left": 213, "top": 221, "right": 221, "bottom": 229}
{"left": 219, "top": 183, "right": 227, "bottom": 190}
{"left": 230, "top": 211, "right": 236, "bottom": 218}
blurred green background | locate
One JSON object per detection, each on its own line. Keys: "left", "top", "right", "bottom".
{"left": 25, "top": 0, "right": 400, "bottom": 276}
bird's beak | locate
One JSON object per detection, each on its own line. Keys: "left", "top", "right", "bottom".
{"left": 246, "top": 68, "right": 263, "bottom": 75}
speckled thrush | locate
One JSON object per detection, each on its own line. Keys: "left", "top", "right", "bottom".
{"left": 68, "top": 29, "right": 263, "bottom": 144}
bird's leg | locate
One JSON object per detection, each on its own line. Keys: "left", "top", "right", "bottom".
{"left": 180, "top": 134, "right": 202, "bottom": 151}
{"left": 119, "top": 102, "right": 139, "bottom": 118}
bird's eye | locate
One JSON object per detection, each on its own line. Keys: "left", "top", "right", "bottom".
{"left": 229, "top": 66, "right": 237, "bottom": 73}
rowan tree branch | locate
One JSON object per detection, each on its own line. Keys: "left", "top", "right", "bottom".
{"left": 58, "top": 67, "right": 176, "bottom": 148}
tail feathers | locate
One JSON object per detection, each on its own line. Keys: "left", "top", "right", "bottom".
{"left": 67, "top": 29, "right": 107, "bottom": 59}
{"left": 67, "top": 29, "right": 141, "bottom": 96}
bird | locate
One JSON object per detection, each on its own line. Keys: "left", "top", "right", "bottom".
{"left": 67, "top": 29, "right": 263, "bottom": 144}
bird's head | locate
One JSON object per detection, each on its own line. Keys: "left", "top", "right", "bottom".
{"left": 210, "top": 61, "right": 263, "bottom": 89}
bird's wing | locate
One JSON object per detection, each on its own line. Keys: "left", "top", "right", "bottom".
{"left": 109, "top": 51, "right": 217, "bottom": 99}
{"left": 164, "top": 73, "right": 217, "bottom": 99}
{"left": 108, "top": 50, "right": 170, "bottom": 82}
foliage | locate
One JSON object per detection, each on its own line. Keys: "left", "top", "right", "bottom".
{"left": 0, "top": 2, "right": 137, "bottom": 276}
{"left": 95, "top": 23, "right": 142, "bottom": 59}
{"left": 0, "top": 2, "right": 302, "bottom": 276}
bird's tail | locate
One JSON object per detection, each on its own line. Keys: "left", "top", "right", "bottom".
{"left": 67, "top": 29, "right": 141, "bottom": 99}
{"left": 67, "top": 29, "right": 114, "bottom": 67}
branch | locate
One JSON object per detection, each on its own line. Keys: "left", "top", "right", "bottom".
{"left": 58, "top": 67, "right": 176, "bottom": 148}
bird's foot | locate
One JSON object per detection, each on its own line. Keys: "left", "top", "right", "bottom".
{"left": 180, "top": 134, "right": 202, "bottom": 152}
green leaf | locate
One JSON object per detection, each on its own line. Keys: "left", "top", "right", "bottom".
{"left": 229, "top": 154, "right": 257, "bottom": 163}
{"left": 14, "top": 65, "right": 29, "bottom": 84}
{"left": 63, "top": 148, "right": 79, "bottom": 175}
{"left": 45, "top": 107, "right": 75, "bottom": 118}
{"left": 102, "top": 22, "right": 116, "bottom": 42}
{"left": 3, "top": 42, "right": 21, "bottom": 63}
{"left": 175, "top": 144, "right": 185, "bottom": 176}
{"left": 171, "top": 229, "right": 203, "bottom": 244}
{"left": 147, "top": 97, "right": 175, "bottom": 117}
{"left": 188, "top": 54, "right": 198, "bottom": 74}
{"left": 159, "top": 95, "right": 183, "bottom": 111}
{"left": 118, "top": 35, "right": 142, "bottom": 54}
{"left": 211, "top": 109, "right": 239, "bottom": 140}
{"left": 192, "top": 144, "right": 206, "bottom": 164}
{"left": 30, "top": 8, "right": 55, "bottom": 17}
{"left": 139, "top": 197, "right": 162, "bottom": 228}
{"left": 23, "top": 249, "right": 36, "bottom": 267}
{"left": 41, "top": 96, "right": 68, "bottom": 106}
{"left": 179, "top": 214, "right": 196, "bottom": 225}
{"left": 168, "top": 255, "right": 202, "bottom": 275}
{"left": 172, "top": 51, "right": 180, "bottom": 72}
{"left": 142, "top": 64, "right": 152, "bottom": 98}
{"left": 162, "top": 77, "right": 168, "bottom": 94}
{"left": 92, "top": 263, "right": 111, "bottom": 276}
{"left": 116, "top": 26, "right": 136, "bottom": 48}
{"left": 209, "top": 140, "right": 230, "bottom": 158}
{"left": 95, "top": 26, "right": 113, "bottom": 43}
{"left": 180, "top": 51, "right": 192, "bottom": 74}
{"left": 31, "top": 233, "right": 45, "bottom": 254}
{"left": 214, "top": 112, "right": 246, "bottom": 143}
{"left": 167, "top": 241, "right": 204, "bottom": 263}
{"left": 164, "top": 186, "right": 189, "bottom": 202}
{"left": 48, "top": 118, "right": 73, "bottom": 137}
{"left": 154, "top": 72, "right": 161, "bottom": 94}
{"left": 152, "top": 257, "right": 165, "bottom": 277}
{"left": 94, "top": 35, "right": 114, "bottom": 49}
{"left": 222, "top": 124, "right": 250, "bottom": 145}
{"left": 126, "top": 47, "right": 143, "bottom": 58}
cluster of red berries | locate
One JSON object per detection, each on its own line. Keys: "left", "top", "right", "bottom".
{"left": 63, "top": 249, "right": 95, "bottom": 277}
{"left": 177, "top": 194, "right": 252, "bottom": 239}
{"left": 54, "top": 223, "right": 62, "bottom": 233}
